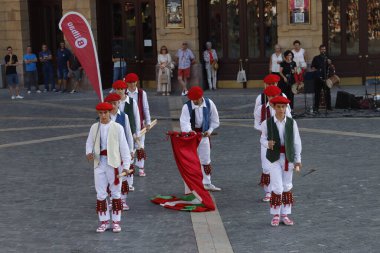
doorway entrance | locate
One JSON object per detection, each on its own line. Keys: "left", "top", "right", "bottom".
{"left": 97, "top": 0, "right": 157, "bottom": 88}
{"left": 198, "top": 0, "right": 278, "bottom": 81}
{"left": 324, "top": 0, "right": 380, "bottom": 84}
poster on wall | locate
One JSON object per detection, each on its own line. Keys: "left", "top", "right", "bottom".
{"left": 289, "top": 0, "right": 310, "bottom": 24}
{"left": 165, "top": 0, "right": 184, "bottom": 28}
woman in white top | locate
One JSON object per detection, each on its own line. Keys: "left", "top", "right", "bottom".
{"left": 269, "top": 44, "right": 283, "bottom": 76}
{"left": 157, "top": 45, "right": 173, "bottom": 95}
{"left": 291, "top": 40, "right": 307, "bottom": 70}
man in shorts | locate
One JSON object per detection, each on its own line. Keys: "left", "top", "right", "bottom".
{"left": 4, "top": 46, "right": 23, "bottom": 99}
{"left": 56, "top": 42, "right": 71, "bottom": 92}
{"left": 69, "top": 53, "right": 82, "bottom": 93}
{"left": 176, "top": 42, "right": 195, "bottom": 96}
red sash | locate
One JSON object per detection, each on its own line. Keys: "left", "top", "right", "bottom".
{"left": 279, "top": 146, "right": 289, "bottom": 171}
{"left": 260, "top": 105, "right": 271, "bottom": 123}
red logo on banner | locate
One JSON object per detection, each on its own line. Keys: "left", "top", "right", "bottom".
{"left": 59, "top": 12, "right": 103, "bottom": 101}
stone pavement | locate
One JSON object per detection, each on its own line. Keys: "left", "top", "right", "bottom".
{"left": 0, "top": 86, "right": 379, "bottom": 253}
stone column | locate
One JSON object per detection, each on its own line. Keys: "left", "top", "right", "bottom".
{"left": 155, "top": 0, "right": 203, "bottom": 92}
{"left": 0, "top": 0, "right": 31, "bottom": 87}
{"left": 277, "top": 0, "right": 323, "bottom": 65}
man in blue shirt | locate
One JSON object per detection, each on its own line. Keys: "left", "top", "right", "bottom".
{"left": 56, "top": 41, "right": 71, "bottom": 92}
{"left": 23, "top": 46, "right": 40, "bottom": 94}
{"left": 39, "top": 44, "right": 56, "bottom": 92}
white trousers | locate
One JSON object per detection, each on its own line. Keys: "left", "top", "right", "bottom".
{"left": 94, "top": 157, "right": 122, "bottom": 221}
{"left": 198, "top": 136, "right": 211, "bottom": 185}
{"left": 206, "top": 66, "right": 217, "bottom": 90}
{"left": 135, "top": 135, "right": 145, "bottom": 169}
{"left": 269, "top": 154, "right": 294, "bottom": 215}
{"left": 261, "top": 146, "right": 271, "bottom": 194}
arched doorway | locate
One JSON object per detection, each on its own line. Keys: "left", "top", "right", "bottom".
{"left": 198, "top": 0, "right": 278, "bottom": 82}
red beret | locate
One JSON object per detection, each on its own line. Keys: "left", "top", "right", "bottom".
{"left": 112, "top": 80, "right": 127, "bottom": 89}
{"left": 263, "top": 74, "right": 280, "bottom": 84}
{"left": 124, "top": 73, "right": 139, "bottom": 83}
{"left": 187, "top": 86, "right": 204, "bottom": 100}
{"left": 270, "top": 96, "right": 290, "bottom": 105}
{"left": 264, "top": 85, "right": 282, "bottom": 97}
{"left": 104, "top": 93, "right": 121, "bottom": 102}
{"left": 96, "top": 102, "right": 113, "bottom": 111}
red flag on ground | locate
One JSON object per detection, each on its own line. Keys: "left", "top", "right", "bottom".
{"left": 59, "top": 12, "right": 103, "bottom": 101}
{"left": 151, "top": 132, "right": 215, "bottom": 212}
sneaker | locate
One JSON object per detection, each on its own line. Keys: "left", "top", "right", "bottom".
{"left": 16, "top": 95, "right": 24, "bottom": 99}
{"left": 281, "top": 215, "right": 294, "bottom": 226}
{"left": 96, "top": 221, "right": 110, "bottom": 233}
{"left": 139, "top": 169, "right": 146, "bottom": 177}
{"left": 112, "top": 221, "right": 121, "bottom": 233}
{"left": 204, "top": 184, "right": 221, "bottom": 192}
{"left": 262, "top": 193, "right": 271, "bottom": 202}
{"left": 36, "top": 90, "right": 42, "bottom": 94}
{"left": 122, "top": 201, "right": 130, "bottom": 211}
{"left": 70, "top": 89, "right": 76, "bottom": 94}
{"left": 11, "top": 96, "right": 15, "bottom": 100}
{"left": 27, "top": 90, "right": 31, "bottom": 94}
{"left": 129, "top": 186, "right": 135, "bottom": 192}
{"left": 53, "top": 89, "right": 59, "bottom": 92}
{"left": 271, "top": 215, "right": 280, "bottom": 227}
{"left": 181, "top": 91, "right": 186, "bottom": 96}
{"left": 184, "top": 90, "right": 188, "bottom": 95}
{"left": 43, "top": 89, "right": 48, "bottom": 93}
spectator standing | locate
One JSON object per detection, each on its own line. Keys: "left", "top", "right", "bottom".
{"left": 175, "top": 42, "right": 195, "bottom": 96}
{"left": 269, "top": 44, "right": 283, "bottom": 76}
{"left": 56, "top": 41, "right": 71, "bottom": 92}
{"left": 69, "top": 53, "right": 82, "bottom": 93}
{"left": 39, "top": 44, "right": 55, "bottom": 92}
{"left": 112, "top": 46, "right": 127, "bottom": 82}
{"left": 157, "top": 45, "right": 173, "bottom": 96}
{"left": 203, "top": 42, "right": 218, "bottom": 90}
{"left": 311, "top": 44, "right": 333, "bottom": 112}
{"left": 4, "top": 46, "right": 23, "bottom": 99}
{"left": 279, "top": 50, "right": 297, "bottom": 109}
{"left": 292, "top": 40, "right": 307, "bottom": 85}
{"left": 23, "top": 46, "right": 40, "bottom": 94}
{"left": 291, "top": 40, "right": 307, "bottom": 70}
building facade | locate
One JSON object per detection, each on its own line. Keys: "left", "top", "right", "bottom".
{"left": 0, "top": 0, "right": 378, "bottom": 89}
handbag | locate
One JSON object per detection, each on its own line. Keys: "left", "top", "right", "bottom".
{"left": 160, "top": 68, "right": 169, "bottom": 83}
{"left": 212, "top": 61, "right": 219, "bottom": 70}
{"left": 236, "top": 62, "right": 247, "bottom": 83}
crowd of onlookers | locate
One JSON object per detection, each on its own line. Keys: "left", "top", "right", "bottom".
{"left": 154, "top": 41, "right": 218, "bottom": 96}
{"left": 4, "top": 41, "right": 82, "bottom": 100}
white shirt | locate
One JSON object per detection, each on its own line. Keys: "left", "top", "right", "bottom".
{"left": 253, "top": 93, "right": 289, "bottom": 120}
{"left": 254, "top": 102, "right": 292, "bottom": 131}
{"left": 86, "top": 121, "right": 131, "bottom": 170}
{"left": 127, "top": 88, "right": 151, "bottom": 126}
{"left": 158, "top": 53, "right": 172, "bottom": 65}
{"left": 292, "top": 48, "right": 306, "bottom": 68}
{"left": 110, "top": 110, "right": 134, "bottom": 152}
{"left": 270, "top": 53, "right": 283, "bottom": 73}
{"left": 119, "top": 95, "right": 141, "bottom": 134}
{"left": 180, "top": 98, "right": 220, "bottom": 134}
{"left": 176, "top": 48, "right": 195, "bottom": 69}
{"left": 260, "top": 116, "right": 302, "bottom": 163}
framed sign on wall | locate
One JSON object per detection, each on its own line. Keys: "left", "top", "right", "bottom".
{"left": 289, "top": 0, "right": 310, "bottom": 24}
{"left": 165, "top": 0, "right": 184, "bottom": 28}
